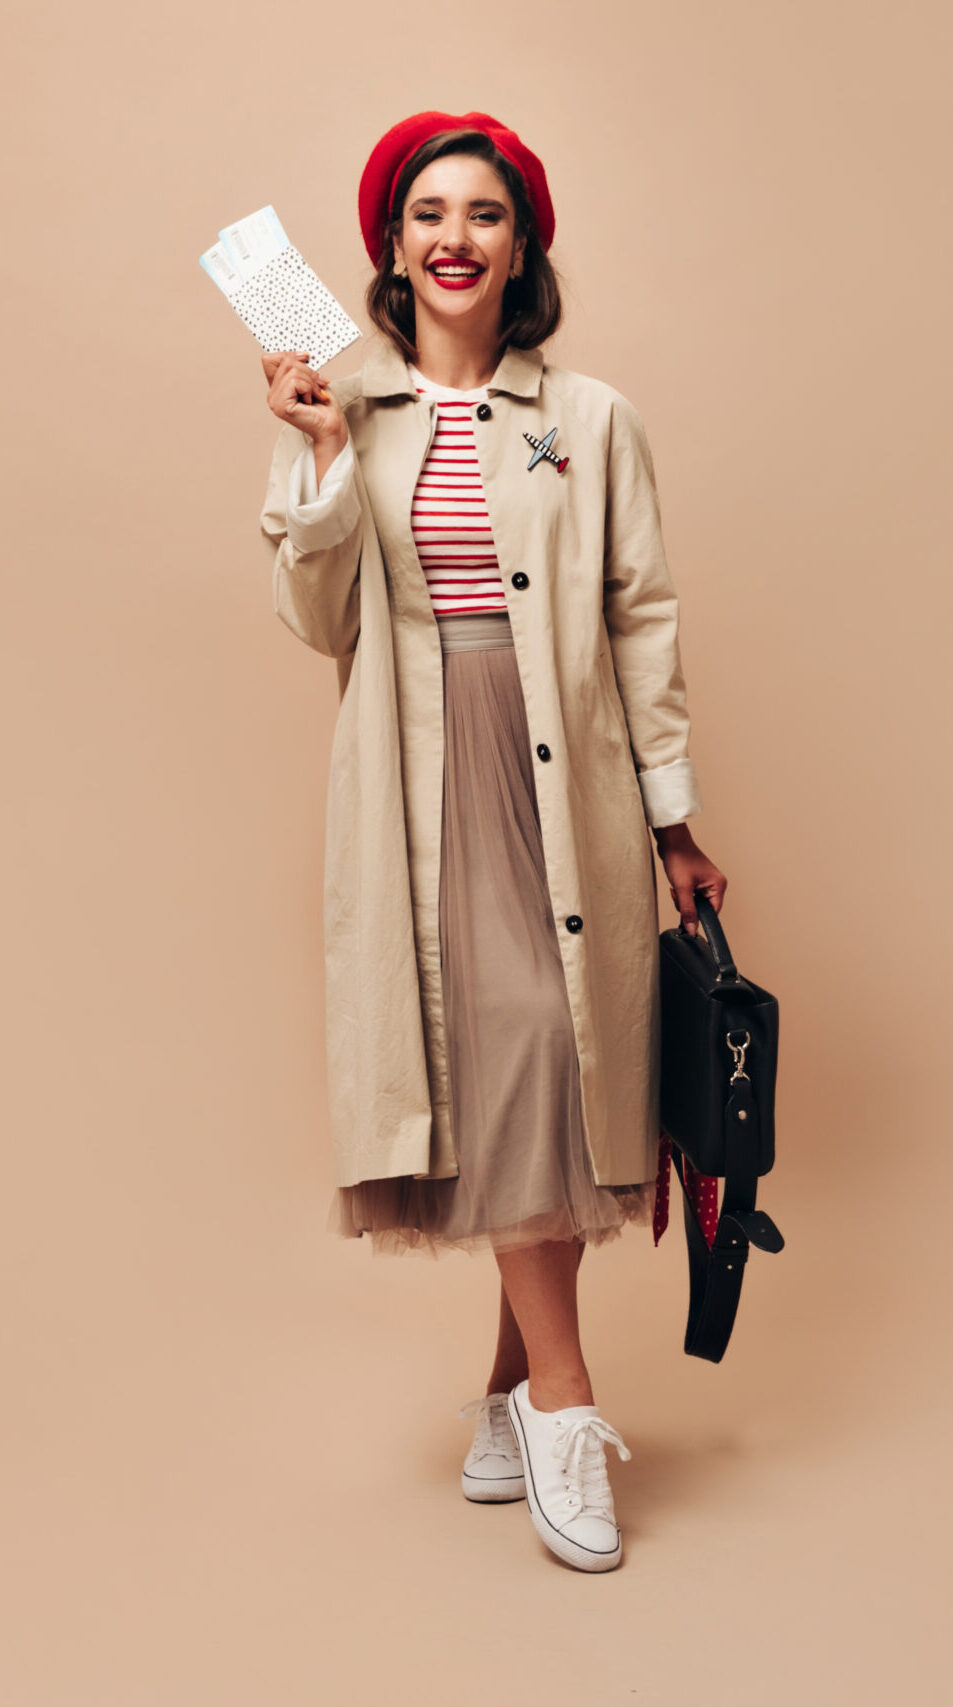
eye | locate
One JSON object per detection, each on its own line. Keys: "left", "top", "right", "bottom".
{"left": 411, "top": 209, "right": 502, "bottom": 224}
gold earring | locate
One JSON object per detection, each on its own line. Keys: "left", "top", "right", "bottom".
{"left": 393, "top": 257, "right": 408, "bottom": 277}
{"left": 509, "top": 257, "right": 524, "bottom": 279}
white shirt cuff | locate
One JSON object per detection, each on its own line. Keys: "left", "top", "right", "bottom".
{"left": 286, "top": 436, "right": 361, "bottom": 554}
{"left": 637, "top": 757, "right": 703, "bottom": 828}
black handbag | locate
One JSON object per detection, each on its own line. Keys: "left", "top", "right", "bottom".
{"left": 659, "top": 889, "right": 784, "bottom": 1362}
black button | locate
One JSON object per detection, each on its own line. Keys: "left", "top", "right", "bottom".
{"left": 511, "top": 572, "right": 530, "bottom": 590}
{"left": 476, "top": 403, "right": 492, "bottom": 421}
{"left": 536, "top": 743, "right": 551, "bottom": 762}
{"left": 565, "top": 915, "right": 584, "bottom": 933}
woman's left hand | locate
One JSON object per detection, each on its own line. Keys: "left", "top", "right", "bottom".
{"left": 654, "top": 824, "right": 727, "bottom": 936}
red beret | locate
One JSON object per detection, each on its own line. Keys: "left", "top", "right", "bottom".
{"left": 358, "top": 109, "right": 555, "bottom": 267}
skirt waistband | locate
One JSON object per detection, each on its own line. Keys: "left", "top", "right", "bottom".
{"left": 438, "top": 611, "right": 514, "bottom": 653}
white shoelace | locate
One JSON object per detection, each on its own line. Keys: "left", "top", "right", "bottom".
{"left": 551, "top": 1416, "right": 632, "bottom": 1521}
{"left": 457, "top": 1393, "right": 514, "bottom": 1461}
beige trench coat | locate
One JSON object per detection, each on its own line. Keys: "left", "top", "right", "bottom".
{"left": 259, "top": 333, "right": 703, "bottom": 1190}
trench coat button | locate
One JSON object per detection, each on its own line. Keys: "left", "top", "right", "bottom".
{"left": 511, "top": 572, "right": 530, "bottom": 589}
{"left": 565, "top": 915, "right": 584, "bottom": 933}
{"left": 475, "top": 402, "right": 492, "bottom": 421}
{"left": 536, "top": 743, "right": 552, "bottom": 762}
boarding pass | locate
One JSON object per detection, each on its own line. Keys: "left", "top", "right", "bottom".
{"left": 200, "top": 205, "right": 362, "bottom": 369}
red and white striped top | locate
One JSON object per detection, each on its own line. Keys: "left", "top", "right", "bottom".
{"left": 409, "top": 364, "right": 506, "bottom": 617}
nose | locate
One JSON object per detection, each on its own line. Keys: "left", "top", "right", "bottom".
{"left": 440, "top": 216, "right": 472, "bottom": 252}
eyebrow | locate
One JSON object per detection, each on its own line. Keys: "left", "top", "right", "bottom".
{"left": 408, "top": 196, "right": 508, "bottom": 211}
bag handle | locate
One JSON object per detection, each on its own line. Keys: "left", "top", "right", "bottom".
{"left": 677, "top": 888, "right": 738, "bottom": 981}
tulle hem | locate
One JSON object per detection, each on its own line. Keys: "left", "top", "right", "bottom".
{"left": 326, "top": 1179, "right": 657, "bottom": 1260}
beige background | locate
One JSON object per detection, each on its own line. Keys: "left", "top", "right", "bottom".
{"left": 3, "top": 2, "right": 950, "bottom": 1702}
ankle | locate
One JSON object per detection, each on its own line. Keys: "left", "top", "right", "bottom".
{"left": 527, "top": 1371, "right": 594, "bottom": 1412}
{"left": 486, "top": 1363, "right": 528, "bottom": 1396}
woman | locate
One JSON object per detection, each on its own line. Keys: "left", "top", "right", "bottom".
{"left": 259, "top": 110, "right": 727, "bottom": 1573}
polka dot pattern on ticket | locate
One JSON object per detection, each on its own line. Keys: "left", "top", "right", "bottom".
{"left": 230, "top": 247, "right": 361, "bottom": 369}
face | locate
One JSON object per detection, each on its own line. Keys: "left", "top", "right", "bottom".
{"left": 393, "top": 153, "right": 527, "bottom": 329}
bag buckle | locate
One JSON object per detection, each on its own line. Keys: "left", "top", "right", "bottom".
{"left": 726, "top": 1029, "right": 751, "bottom": 1082}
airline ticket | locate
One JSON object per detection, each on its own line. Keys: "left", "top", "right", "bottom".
{"left": 200, "top": 205, "right": 362, "bottom": 368}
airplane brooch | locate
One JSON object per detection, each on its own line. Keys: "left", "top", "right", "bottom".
{"left": 523, "top": 428, "right": 569, "bottom": 474}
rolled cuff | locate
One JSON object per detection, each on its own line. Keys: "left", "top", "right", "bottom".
{"left": 637, "top": 757, "right": 703, "bottom": 828}
{"left": 286, "top": 436, "right": 361, "bottom": 554}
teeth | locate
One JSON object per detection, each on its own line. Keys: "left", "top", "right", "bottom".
{"left": 431, "top": 266, "right": 481, "bottom": 277}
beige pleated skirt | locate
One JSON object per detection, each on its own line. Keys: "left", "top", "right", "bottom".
{"left": 327, "top": 609, "right": 657, "bottom": 1258}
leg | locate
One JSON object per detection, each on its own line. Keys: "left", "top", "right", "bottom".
{"left": 486, "top": 1238, "right": 586, "bottom": 1395}
{"left": 493, "top": 1236, "right": 593, "bottom": 1411}
{"left": 485, "top": 1280, "right": 529, "bottom": 1395}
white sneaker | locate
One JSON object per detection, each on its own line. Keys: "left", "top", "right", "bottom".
{"left": 506, "top": 1378, "right": 632, "bottom": 1571}
{"left": 458, "top": 1391, "right": 527, "bottom": 1502}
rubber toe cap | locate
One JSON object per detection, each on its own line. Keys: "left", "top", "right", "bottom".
{"left": 559, "top": 1514, "right": 621, "bottom": 1556}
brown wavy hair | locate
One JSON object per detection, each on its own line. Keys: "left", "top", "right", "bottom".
{"left": 365, "top": 128, "right": 563, "bottom": 363}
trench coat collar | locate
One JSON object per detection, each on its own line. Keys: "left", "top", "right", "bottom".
{"left": 360, "top": 334, "right": 544, "bottom": 400}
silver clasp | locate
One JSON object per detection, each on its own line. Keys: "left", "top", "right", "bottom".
{"left": 726, "top": 1029, "right": 751, "bottom": 1082}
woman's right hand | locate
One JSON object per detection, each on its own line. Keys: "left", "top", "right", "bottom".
{"left": 262, "top": 350, "right": 348, "bottom": 449}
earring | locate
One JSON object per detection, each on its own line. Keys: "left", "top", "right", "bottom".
{"left": 509, "top": 256, "right": 524, "bottom": 280}
{"left": 393, "top": 257, "right": 408, "bottom": 277}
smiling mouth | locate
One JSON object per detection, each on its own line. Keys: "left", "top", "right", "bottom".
{"left": 427, "top": 262, "right": 486, "bottom": 290}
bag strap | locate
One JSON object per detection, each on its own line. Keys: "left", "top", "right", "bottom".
{"left": 671, "top": 1059, "right": 785, "bottom": 1363}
